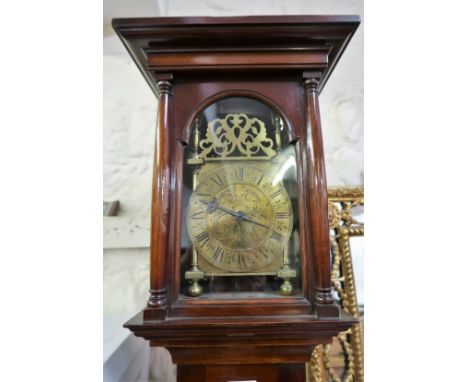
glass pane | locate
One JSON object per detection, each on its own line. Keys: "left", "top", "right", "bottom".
{"left": 180, "top": 97, "right": 302, "bottom": 298}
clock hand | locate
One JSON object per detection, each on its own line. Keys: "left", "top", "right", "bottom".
{"left": 238, "top": 213, "right": 271, "bottom": 230}
{"left": 207, "top": 198, "right": 270, "bottom": 229}
{"left": 219, "top": 205, "right": 243, "bottom": 218}
{"left": 207, "top": 198, "right": 242, "bottom": 218}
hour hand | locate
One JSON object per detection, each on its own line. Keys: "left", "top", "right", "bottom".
{"left": 207, "top": 197, "right": 219, "bottom": 214}
{"left": 239, "top": 213, "right": 270, "bottom": 229}
{"left": 207, "top": 198, "right": 241, "bottom": 218}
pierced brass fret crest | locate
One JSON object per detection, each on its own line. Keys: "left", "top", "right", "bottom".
{"left": 199, "top": 113, "right": 276, "bottom": 159}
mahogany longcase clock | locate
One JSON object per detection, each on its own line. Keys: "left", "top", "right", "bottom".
{"left": 112, "top": 15, "right": 360, "bottom": 382}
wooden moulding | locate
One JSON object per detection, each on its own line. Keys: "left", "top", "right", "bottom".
{"left": 126, "top": 310, "right": 357, "bottom": 364}
{"left": 147, "top": 50, "right": 329, "bottom": 72}
{"left": 112, "top": 15, "right": 360, "bottom": 96}
{"left": 178, "top": 363, "right": 307, "bottom": 381}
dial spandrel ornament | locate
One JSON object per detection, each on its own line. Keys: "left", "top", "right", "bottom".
{"left": 181, "top": 97, "right": 302, "bottom": 297}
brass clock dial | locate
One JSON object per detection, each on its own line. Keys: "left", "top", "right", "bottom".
{"left": 187, "top": 163, "right": 293, "bottom": 272}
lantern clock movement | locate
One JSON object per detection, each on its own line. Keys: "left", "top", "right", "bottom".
{"left": 112, "top": 15, "right": 360, "bottom": 382}
{"left": 185, "top": 101, "right": 296, "bottom": 297}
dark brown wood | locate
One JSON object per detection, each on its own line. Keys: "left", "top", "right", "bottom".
{"left": 112, "top": 15, "right": 360, "bottom": 95}
{"left": 145, "top": 79, "right": 172, "bottom": 321}
{"left": 170, "top": 347, "right": 315, "bottom": 365}
{"left": 167, "top": 80, "right": 316, "bottom": 319}
{"left": 175, "top": 81, "right": 303, "bottom": 144}
{"left": 303, "top": 75, "right": 339, "bottom": 317}
{"left": 125, "top": 311, "right": 357, "bottom": 362}
{"left": 147, "top": 50, "right": 329, "bottom": 71}
{"left": 170, "top": 296, "right": 312, "bottom": 318}
{"left": 204, "top": 364, "right": 282, "bottom": 382}
{"left": 111, "top": 15, "right": 360, "bottom": 381}
{"left": 177, "top": 365, "right": 205, "bottom": 381}
{"left": 178, "top": 363, "right": 305, "bottom": 382}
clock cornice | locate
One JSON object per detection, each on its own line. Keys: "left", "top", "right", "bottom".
{"left": 112, "top": 15, "right": 360, "bottom": 96}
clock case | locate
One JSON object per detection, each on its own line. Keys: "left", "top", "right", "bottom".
{"left": 112, "top": 15, "right": 360, "bottom": 367}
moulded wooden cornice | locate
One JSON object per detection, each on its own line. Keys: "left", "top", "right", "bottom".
{"left": 112, "top": 15, "right": 360, "bottom": 96}
{"left": 125, "top": 310, "right": 357, "bottom": 363}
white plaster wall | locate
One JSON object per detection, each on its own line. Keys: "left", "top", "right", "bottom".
{"left": 103, "top": 0, "right": 363, "bottom": 316}
{"left": 103, "top": 55, "right": 156, "bottom": 218}
{"left": 103, "top": 248, "right": 149, "bottom": 314}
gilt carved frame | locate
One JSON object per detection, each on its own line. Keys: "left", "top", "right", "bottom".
{"left": 309, "top": 186, "right": 364, "bottom": 382}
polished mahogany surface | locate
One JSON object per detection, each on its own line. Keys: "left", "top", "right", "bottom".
{"left": 112, "top": 15, "right": 360, "bottom": 94}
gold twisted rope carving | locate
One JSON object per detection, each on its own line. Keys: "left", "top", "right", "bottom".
{"left": 199, "top": 113, "right": 276, "bottom": 159}
{"left": 323, "top": 330, "right": 355, "bottom": 382}
{"left": 310, "top": 346, "right": 325, "bottom": 382}
{"left": 328, "top": 186, "right": 364, "bottom": 200}
{"left": 308, "top": 186, "right": 364, "bottom": 382}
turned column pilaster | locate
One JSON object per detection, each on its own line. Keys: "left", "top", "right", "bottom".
{"left": 303, "top": 76, "right": 339, "bottom": 317}
{"left": 146, "top": 79, "right": 172, "bottom": 320}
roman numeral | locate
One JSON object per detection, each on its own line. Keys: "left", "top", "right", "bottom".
{"left": 235, "top": 167, "right": 244, "bottom": 181}
{"left": 270, "top": 190, "right": 282, "bottom": 199}
{"left": 260, "top": 250, "right": 269, "bottom": 259}
{"left": 275, "top": 212, "right": 289, "bottom": 219}
{"left": 225, "top": 253, "right": 235, "bottom": 263}
{"left": 238, "top": 254, "right": 247, "bottom": 268}
{"left": 190, "top": 210, "right": 204, "bottom": 219}
{"left": 271, "top": 230, "right": 285, "bottom": 243}
{"left": 195, "top": 231, "right": 210, "bottom": 247}
{"left": 212, "top": 247, "right": 224, "bottom": 262}
{"left": 256, "top": 174, "right": 264, "bottom": 186}
{"left": 210, "top": 175, "right": 224, "bottom": 186}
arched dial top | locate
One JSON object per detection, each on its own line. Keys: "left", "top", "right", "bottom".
{"left": 187, "top": 163, "right": 293, "bottom": 272}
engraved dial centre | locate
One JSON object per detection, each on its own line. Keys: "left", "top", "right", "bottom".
{"left": 206, "top": 184, "right": 274, "bottom": 251}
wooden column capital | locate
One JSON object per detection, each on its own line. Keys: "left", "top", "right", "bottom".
{"left": 303, "top": 77, "right": 320, "bottom": 92}
{"left": 156, "top": 80, "right": 172, "bottom": 95}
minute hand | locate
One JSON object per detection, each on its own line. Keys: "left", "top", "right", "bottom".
{"left": 207, "top": 198, "right": 239, "bottom": 218}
